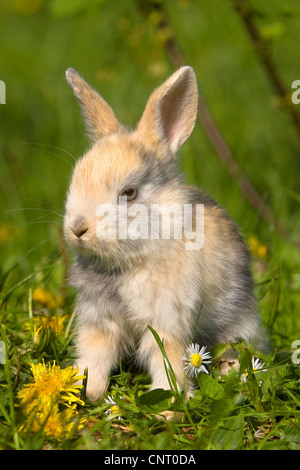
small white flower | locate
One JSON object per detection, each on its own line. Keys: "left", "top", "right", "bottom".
{"left": 104, "top": 395, "right": 121, "bottom": 418}
{"left": 252, "top": 356, "right": 266, "bottom": 372}
{"left": 183, "top": 343, "right": 212, "bottom": 377}
{"left": 241, "top": 356, "right": 267, "bottom": 382}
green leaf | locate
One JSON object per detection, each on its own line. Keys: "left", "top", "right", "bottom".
{"left": 223, "top": 366, "right": 239, "bottom": 395}
{"left": 210, "top": 412, "right": 244, "bottom": 450}
{"left": 238, "top": 347, "right": 252, "bottom": 375}
{"left": 136, "top": 389, "right": 174, "bottom": 414}
{"left": 198, "top": 373, "right": 224, "bottom": 400}
{"left": 246, "top": 372, "right": 264, "bottom": 412}
{"left": 260, "top": 439, "right": 290, "bottom": 450}
{"left": 282, "top": 422, "right": 300, "bottom": 445}
{"left": 210, "top": 342, "right": 232, "bottom": 360}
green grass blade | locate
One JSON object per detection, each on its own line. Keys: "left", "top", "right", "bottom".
{"left": 147, "top": 325, "right": 181, "bottom": 395}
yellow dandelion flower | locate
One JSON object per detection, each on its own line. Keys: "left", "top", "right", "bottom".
{"left": 41, "top": 405, "right": 76, "bottom": 440}
{"left": 20, "top": 403, "right": 85, "bottom": 441}
{"left": 18, "top": 361, "right": 85, "bottom": 412}
{"left": 32, "top": 287, "right": 57, "bottom": 310}
{"left": 25, "top": 313, "right": 68, "bottom": 340}
{"left": 43, "top": 404, "right": 85, "bottom": 440}
{"left": 40, "top": 314, "right": 67, "bottom": 334}
{"left": 18, "top": 361, "right": 86, "bottom": 440}
{"left": 248, "top": 235, "right": 268, "bottom": 259}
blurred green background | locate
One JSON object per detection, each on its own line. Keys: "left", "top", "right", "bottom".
{"left": 1, "top": 0, "right": 300, "bottom": 348}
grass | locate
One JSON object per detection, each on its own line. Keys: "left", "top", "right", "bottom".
{"left": 0, "top": 263, "right": 300, "bottom": 450}
{"left": 0, "top": 311, "right": 299, "bottom": 451}
{"left": 1, "top": 0, "right": 300, "bottom": 451}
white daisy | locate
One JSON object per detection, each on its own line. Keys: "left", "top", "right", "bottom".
{"left": 252, "top": 356, "right": 266, "bottom": 372}
{"left": 183, "top": 343, "right": 212, "bottom": 377}
{"left": 104, "top": 395, "right": 121, "bottom": 418}
{"left": 241, "top": 356, "right": 267, "bottom": 382}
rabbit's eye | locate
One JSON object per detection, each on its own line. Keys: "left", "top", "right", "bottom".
{"left": 120, "top": 187, "right": 138, "bottom": 201}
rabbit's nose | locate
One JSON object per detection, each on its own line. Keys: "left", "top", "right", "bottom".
{"left": 70, "top": 216, "right": 88, "bottom": 238}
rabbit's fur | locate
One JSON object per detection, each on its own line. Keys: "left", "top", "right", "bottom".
{"left": 64, "top": 66, "right": 268, "bottom": 401}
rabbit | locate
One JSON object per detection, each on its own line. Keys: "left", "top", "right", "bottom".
{"left": 63, "top": 66, "right": 268, "bottom": 403}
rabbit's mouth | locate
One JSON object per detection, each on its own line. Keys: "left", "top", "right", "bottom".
{"left": 67, "top": 235, "right": 95, "bottom": 258}
{"left": 70, "top": 232, "right": 154, "bottom": 271}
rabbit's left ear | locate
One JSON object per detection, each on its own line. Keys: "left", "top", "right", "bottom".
{"left": 66, "top": 68, "right": 121, "bottom": 143}
{"left": 137, "top": 66, "right": 198, "bottom": 157}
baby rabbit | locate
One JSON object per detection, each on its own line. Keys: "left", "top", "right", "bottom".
{"left": 64, "top": 66, "right": 268, "bottom": 402}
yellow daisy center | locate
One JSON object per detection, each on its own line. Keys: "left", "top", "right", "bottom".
{"left": 245, "top": 368, "right": 258, "bottom": 377}
{"left": 110, "top": 405, "right": 120, "bottom": 415}
{"left": 191, "top": 353, "right": 202, "bottom": 368}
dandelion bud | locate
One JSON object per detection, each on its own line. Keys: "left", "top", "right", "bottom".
{"left": 33, "top": 325, "right": 56, "bottom": 353}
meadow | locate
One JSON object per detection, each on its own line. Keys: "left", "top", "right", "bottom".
{"left": 0, "top": 0, "right": 300, "bottom": 450}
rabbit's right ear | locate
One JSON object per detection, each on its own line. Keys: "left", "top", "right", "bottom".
{"left": 65, "top": 68, "right": 120, "bottom": 143}
{"left": 137, "top": 66, "right": 198, "bottom": 158}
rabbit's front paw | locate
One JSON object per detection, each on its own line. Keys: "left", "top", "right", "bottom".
{"left": 77, "top": 360, "right": 108, "bottom": 402}
{"left": 85, "top": 377, "right": 108, "bottom": 402}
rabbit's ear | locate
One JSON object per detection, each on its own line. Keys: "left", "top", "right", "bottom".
{"left": 66, "top": 68, "right": 120, "bottom": 142}
{"left": 137, "top": 66, "right": 198, "bottom": 157}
